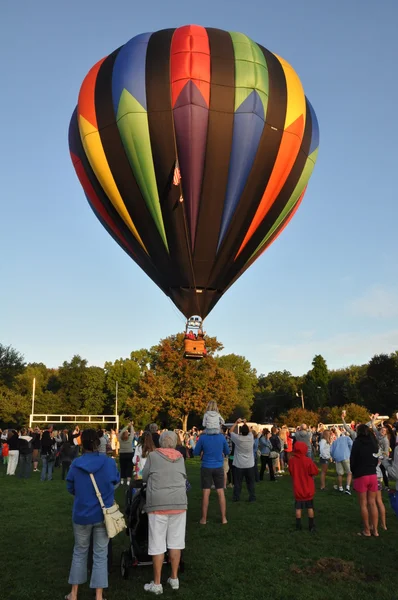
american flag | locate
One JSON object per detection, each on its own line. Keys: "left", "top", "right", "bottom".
{"left": 173, "top": 158, "right": 181, "bottom": 186}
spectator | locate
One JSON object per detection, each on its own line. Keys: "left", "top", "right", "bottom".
{"left": 294, "top": 424, "right": 313, "bottom": 458}
{"left": 194, "top": 429, "right": 230, "bottom": 524}
{"left": 18, "top": 428, "right": 33, "bottom": 479}
{"left": 142, "top": 430, "right": 187, "bottom": 595}
{"left": 331, "top": 433, "right": 353, "bottom": 494}
{"left": 270, "top": 426, "right": 282, "bottom": 475}
{"left": 133, "top": 431, "right": 155, "bottom": 485}
{"left": 97, "top": 430, "right": 107, "bottom": 455}
{"left": 2, "top": 439, "right": 9, "bottom": 469}
{"left": 341, "top": 412, "right": 357, "bottom": 440}
{"left": 259, "top": 429, "right": 275, "bottom": 482}
{"left": 288, "top": 441, "right": 319, "bottom": 532}
{"left": 7, "top": 430, "right": 20, "bottom": 476}
{"left": 66, "top": 429, "right": 120, "bottom": 600}
{"left": 31, "top": 427, "right": 41, "bottom": 472}
{"left": 230, "top": 419, "right": 255, "bottom": 502}
{"left": 118, "top": 422, "right": 135, "bottom": 486}
{"left": 149, "top": 423, "right": 160, "bottom": 449}
{"left": 225, "top": 431, "right": 234, "bottom": 488}
{"left": 253, "top": 431, "right": 260, "bottom": 482}
{"left": 319, "top": 430, "right": 332, "bottom": 491}
{"left": 41, "top": 425, "right": 56, "bottom": 482}
{"left": 350, "top": 424, "right": 379, "bottom": 537}
{"left": 60, "top": 441, "right": 75, "bottom": 480}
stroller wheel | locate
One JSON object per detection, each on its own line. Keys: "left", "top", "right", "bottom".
{"left": 121, "top": 550, "right": 130, "bottom": 579}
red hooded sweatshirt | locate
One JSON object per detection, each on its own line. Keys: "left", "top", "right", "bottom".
{"left": 288, "top": 441, "right": 319, "bottom": 501}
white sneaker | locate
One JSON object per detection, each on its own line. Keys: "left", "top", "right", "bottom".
{"left": 120, "top": 479, "right": 124, "bottom": 485}
{"left": 144, "top": 582, "right": 163, "bottom": 595}
{"left": 167, "top": 577, "right": 179, "bottom": 590}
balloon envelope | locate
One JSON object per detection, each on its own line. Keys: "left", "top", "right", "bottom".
{"left": 69, "top": 25, "right": 319, "bottom": 318}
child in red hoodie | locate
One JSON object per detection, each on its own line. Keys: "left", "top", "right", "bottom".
{"left": 288, "top": 441, "right": 319, "bottom": 532}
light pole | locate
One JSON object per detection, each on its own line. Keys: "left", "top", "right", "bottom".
{"left": 296, "top": 389, "right": 305, "bottom": 410}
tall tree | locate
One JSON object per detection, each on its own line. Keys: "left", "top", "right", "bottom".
{"left": 57, "top": 355, "right": 89, "bottom": 413}
{"left": 135, "top": 334, "right": 240, "bottom": 430}
{"left": 0, "top": 343, "right": 26, "bottom": 387}
{"left": 303, "top": 354, "right": 329, "bottom": 409}
{"left": 104, "top": 357, "right": 141, "bottom": 415}
{"left": 216, "top": 354, "right": 257, "bottom": 419}
{"left": 252, "top": 370, "right": 298, "bottom": 422}
{"left": 364, "top": 353, "right": 398, "bottom": 415}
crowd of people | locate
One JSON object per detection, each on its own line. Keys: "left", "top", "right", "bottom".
{"left": 2, "top": 403, "right": 398, "bottom": 597}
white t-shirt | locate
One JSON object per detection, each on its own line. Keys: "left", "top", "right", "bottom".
{"left": 230, "top": 431, "right": 254, "bottom": 469}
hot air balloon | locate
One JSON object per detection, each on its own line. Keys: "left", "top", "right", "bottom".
{"left": 69, "top": 25, "right": 319, "bottom": 358}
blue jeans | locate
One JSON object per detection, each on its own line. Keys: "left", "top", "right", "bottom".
{"left": 19, "top": 453, "right": 32, "bottom": 478}
{"left": 69, "top": 522, "right": 108, "bottom": 589}
{"left": 41, "top": 455, "right": 54, "bottom": 481}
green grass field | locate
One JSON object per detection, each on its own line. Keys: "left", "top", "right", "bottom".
{"left": 0, "top": 459, "right": 396, "bottom": 600}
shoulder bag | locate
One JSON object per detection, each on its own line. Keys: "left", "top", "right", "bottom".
{"left": 89, "top": 473, "right": 126, "bottom": 538}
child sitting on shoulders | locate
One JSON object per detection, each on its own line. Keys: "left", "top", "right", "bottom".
{"left": 203, "top": 401, "right": 225, "bottom": 435}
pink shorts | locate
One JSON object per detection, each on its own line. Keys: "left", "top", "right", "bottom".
{"left": 353, "top": 474, "right": 378, "bottom": 493}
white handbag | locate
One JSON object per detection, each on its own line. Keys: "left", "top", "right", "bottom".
{"left": 89, "top": 473, "right": 126, "bottom": 538}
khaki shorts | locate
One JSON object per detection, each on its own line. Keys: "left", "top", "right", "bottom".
{"left": 336, "top": 459, "right": 351, "bottom": 476}
{"left": 223, "top": 457, "right": 229, "bottom": 474}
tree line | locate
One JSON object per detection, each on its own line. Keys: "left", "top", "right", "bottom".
{"left": 1, "top": 338, "right": 398, "bottom": 429}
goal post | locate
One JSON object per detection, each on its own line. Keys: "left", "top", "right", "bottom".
{"left": 29, "top": 414, "right": 120, "bottom": 430}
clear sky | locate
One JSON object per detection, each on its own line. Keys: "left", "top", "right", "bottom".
{"left": 1, "top": 0, "right": 398, "bottom": 376}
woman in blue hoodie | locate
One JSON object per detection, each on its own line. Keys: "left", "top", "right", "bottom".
{"left": 66, "top": 429, "right": 120, "bottom": 600}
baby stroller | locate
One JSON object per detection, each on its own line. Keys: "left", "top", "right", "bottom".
{"left": 120, "top": 484, "right": 185, "bottom": 578}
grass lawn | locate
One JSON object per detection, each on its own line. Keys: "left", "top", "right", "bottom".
{"left": 0, "top": 458, "right": 396, "bottom": 600}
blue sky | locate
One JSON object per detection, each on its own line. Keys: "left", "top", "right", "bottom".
{"left": 1, "top": 0, "right": 398, "bottom": 376}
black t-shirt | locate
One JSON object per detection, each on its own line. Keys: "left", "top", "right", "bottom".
{"left": 18, "top": 438, "right": 33, "bottom": 455}
{"left": 41, "top": 431, "right": 55, "bottom": 455}
{"left": 8, "top": 432, "right": 19, "bottom": 451}
{"left": 32, "top": 433, "right": 41, "bottom": 450}
{"left": 152, "top": 432, "right": 160, "bottom": 448}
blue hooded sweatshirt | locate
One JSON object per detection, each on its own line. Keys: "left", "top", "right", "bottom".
{"left": 66, "top": 452, "right": 120, "bottom": 525}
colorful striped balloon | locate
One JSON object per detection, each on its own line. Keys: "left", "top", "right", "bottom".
{"left": 69, "top": 25, "right": 319, "bottom": 319}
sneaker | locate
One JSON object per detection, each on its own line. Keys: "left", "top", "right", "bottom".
{"left": 167, "top": 577, "right": 179, "bottom": 590}
{"left": 345, "top": 488, "right": 351, "bottom": 495}
{"left": 144, "top": 582, "right": 163, "bottom": 595}
{"left": 333, "top": 485, "right": 343, "bottom": 492}
{"left": 120, "top": 479, "right": 124, "bottom": 485}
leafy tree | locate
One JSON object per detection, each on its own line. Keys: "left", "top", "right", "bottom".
{"left": 137, "top": 334, "right": 240, "bottom": 430}
{"left": 81, "top": 367, "right": 106, "bottom": 414}
{"left": 252, "top": 371, "right": 298, "bottom": 422}
{"left": 319, "top": 403, "right": 370, "bottom": 425}
{"left": 216, "top": 354, "right": 257, "bottom": 419}
{"left": 0, "top": 344, "right": 26, "bottom": 387}
{"left": 303, "top": 354, "right": 329, "bottom": 409}
{"left": 15, "top": 363, "right": 50, "bottom": 397}
{"left": 130, "top": 349, "right": 151, "bottom": 374}
{"left": 279, "top": 407, "right": 320, "bottom": 427}
{"left": 363, "top": 353, "right": 398, "bottom": 415}
{"left": 104, "top": 358, "right": 141, "bottom": 414}
{"left": 328, "top": 365, "right": 367, "bottom": 407}
{"left": 0, "top": 386, "right": 30, "bottom": 427}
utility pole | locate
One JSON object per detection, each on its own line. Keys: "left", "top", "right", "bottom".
{"left": 297, "top": 389, "right": 305, "bottom": 410}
